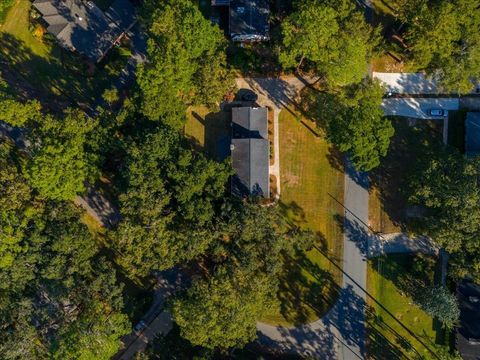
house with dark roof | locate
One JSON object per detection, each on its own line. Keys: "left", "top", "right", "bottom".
{"left": 456, "top": 280, "right": 480, "bottom": 360}
{"left": 211, "top": 0, "right": 269, "bottom": 42}
{"left": 231, "top": 107, "right": 270, "bottom": 198}
{"left": 465, "top": 112, "right": 480, "bottom": 156}
{"left": 33, "top": 0, "right": 136, "bottom": 63}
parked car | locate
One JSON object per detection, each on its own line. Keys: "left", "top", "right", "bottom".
{"left": 133, "top": 320, "right": 147, "bottom": 334}
{"left": 428, "top": 109, "right": 446, "bottom": 117}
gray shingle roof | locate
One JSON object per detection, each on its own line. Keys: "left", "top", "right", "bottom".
{"left": 231, "top": 107, "right": 269, "bottom": 198}
{"left": 229, "top": 0, "right": 269, "bottom": 41}
{"left": 33, "top": 0, "right": 136, "bottom": 63}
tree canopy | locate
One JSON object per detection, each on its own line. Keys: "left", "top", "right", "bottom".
{"left": 279, "top": 0, "right": 380, "bottom": 85}
{"left": 109, "top": 126, "right": 231, "bottom": 278}
{"left": 137, "top": 0, "right": 233, "bottom": 128}
{"left": 171, "top": 203, "right": 314, "bottom": 349}
{"left": 404, "top": 0, "right": 480, "bottom": 93}
{"left": 408, "top": 152, "right": 480, "bottom": 280}
{"left": 24, "top": 110, "right": 99, "bottom": 200}
{"left": 303, "top": 80, "right": 394, "bottom": 171}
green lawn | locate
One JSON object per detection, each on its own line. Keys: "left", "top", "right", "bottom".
{"left": 185, "top": 106, "right": 344, "bottom": 326}
{"left": 367, "top": 254, "right": 447, "bottom": 359}
{"left": 369, "top": 118, "right": 443, "bottom": 234}
{"left": 260, "top": 108, "right": 344, "bottom": 326}
{"left": 185, "top": 105, "right": 230, "bottom": 160}
{"left": 0, "top": 0, "right": 130, "bottom": 104}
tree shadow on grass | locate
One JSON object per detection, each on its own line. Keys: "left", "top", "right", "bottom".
{"left": 368, "top": 119, "right": 444, "bottom": 232}
{"left": 0, "top": 32, "right": 128, "bottom": 110}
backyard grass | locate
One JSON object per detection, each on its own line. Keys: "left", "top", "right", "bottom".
{"left": 369, "top": 118, "right": 443, "bottom": 234}
{"left": 0, "top": 0, "right": 130, "bottom": 104}
{"left": 260, "top": 108, "right": 344, "bottom": 326}
{"left": 367, "top": 254, "right": 446, "bottom": 359}
{"left": 185, "top": 105, "right": 230, "bottom": 161}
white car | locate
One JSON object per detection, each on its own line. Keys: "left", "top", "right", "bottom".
{"left": 429, "top": 109, "right": 446, "bottom": 117}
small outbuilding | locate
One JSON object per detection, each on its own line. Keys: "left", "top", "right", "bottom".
{"left": 465, "top": 112, "right": 480, "bottom": 156}
{"left": 231, "top": 107, "right": 270, "bottom": 198}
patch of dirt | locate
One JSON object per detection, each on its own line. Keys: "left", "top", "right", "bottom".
{"left": 284, "top": 172, "right": 299, "bottom": 187}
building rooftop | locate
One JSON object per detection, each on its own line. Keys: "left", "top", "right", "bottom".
{"left": 229, "top": 0, "right": 269, "bottom": 42}
{"left": 465, "top": 112, "right": 480, "bottom": 156}
{"left": 231, "top": 107, "right": 269, "bottom": 198}
{"left": 33, "top": 0, "right": 136, "bottom": 63}
{"left": 457, "top": 280, "right": 480, "bottom": 360}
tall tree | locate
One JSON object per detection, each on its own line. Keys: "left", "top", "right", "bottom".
{"left": 405, "top": 0, "right": 480, "bottom": 93}
{"left": 279, "top": 0, "right": 380, "bottom": 85}
{"left": 137, "top": 0, "right": 233, "bottom": 128}
{"left": 305, "top": 80, "right": 394, "bottom": 171}
{"left": 25, "top": 110, "right": 98, "bottom": 200}
{"left": 171, "top": 203, "right": 314, "bottom": 349}
{"left": 110, "top": 126, "right": 231, "bottom": 278}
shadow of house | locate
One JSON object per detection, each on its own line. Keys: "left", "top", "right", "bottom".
{"left": 465, "top": 112, "right": 480, "bottom": 157}
{"left": 212, "top": 0, "right": 269, "bottom": 42}
{"left": 33, "top": 0, "right": 136, "bottom": 63}
{"left": 231, "top": 106, "right": 270, "bottom": 198}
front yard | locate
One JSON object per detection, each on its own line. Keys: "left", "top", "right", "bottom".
{"left": 0, "top": 0, "right": 130, "bottom": 105}
{"left": 369, "top": 118, "right": 443, "bottom": 234}
{"left": 367, "top": 254, "right": 447, "bottom": 359}
{"left": 260, "top": 108, "right": 344, "bottom": 326}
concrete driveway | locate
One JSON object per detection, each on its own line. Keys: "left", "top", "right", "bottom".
{"left": 382, "top": 98, "right": 460, "bottom": 119}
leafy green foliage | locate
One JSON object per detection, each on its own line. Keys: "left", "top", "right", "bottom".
{"left": 137, "top": 0, "right": 233, "bottom": 127}
{"left": 0, "top": 141, "right": 43, "bottom": 270}
{"left": 279, "top": 0, "right": 380, "bottom": 85}
{"left": 110, "top": 126, "right": 231, "bottom": 278}
{"left": 171, "top": 203, "right": 314, "bottom": 349}
{"left": 408, "top": 152, "right": 480, "bottom": 280}
{"left": 25, "top": 110, "right": 99, "bottom": 200}
{"left": 304, "top": 80, "right": 394, "bottom": 171}
{"left": 415, "top": 286, "right": 460, "bottom": 328}
{"left": 405, "top": 0, "right": 480, "bottom": 93}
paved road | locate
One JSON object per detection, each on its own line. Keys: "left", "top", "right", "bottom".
{"left": 257, "top": 163, "right": 370, "bottom": 359}
{"left": 382, "top": 98, "right": 460, "bottom": 118}
{"left": 113, "top": 269, "right": 185, "bottom": 360}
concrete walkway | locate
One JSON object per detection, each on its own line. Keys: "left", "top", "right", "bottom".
{"left": 367, "top": 233, "right": 438, "bottom": 258}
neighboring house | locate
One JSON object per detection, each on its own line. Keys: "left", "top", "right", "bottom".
{"left": 231, "top": 106, "right": 270, "bottom": 198}
{"left": 465, "top": 112, "right": 480, "bottom": 156}
{"left": 33, "top": 0, "right": 136, "bottom": 63}
{"left": 456, "top": 280, "right": 480, "bottom": 360}
{"left": 211, "top": 0, "right": 269, "bottom": 42}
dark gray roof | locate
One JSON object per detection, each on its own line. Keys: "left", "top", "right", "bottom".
{"left": 232, "top": 106, "right": 268, "bottom": 139}
{"left": 33, "top": 0, "right": 136, "bottom": 62}
{"left": 465, "top": 112, "right": 480, "bottom": 156}
{"left": 229, "top": 0, "right": 269, "bottom": 41}
{"left": 457, "top": 280, "right": 480, "bottom": 360}
{"left": 231, "top": 106, "right": 269, "bottom": 198}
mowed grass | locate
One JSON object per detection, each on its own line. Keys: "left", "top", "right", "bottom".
{"left": 0, "top": 0, "right": 130, "bottom": 103}
{"left": 260, "top": 108, "right": 344, "bottom": 326}
{"left": 367, "top": 255, "right": 446, "bottom": 359}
